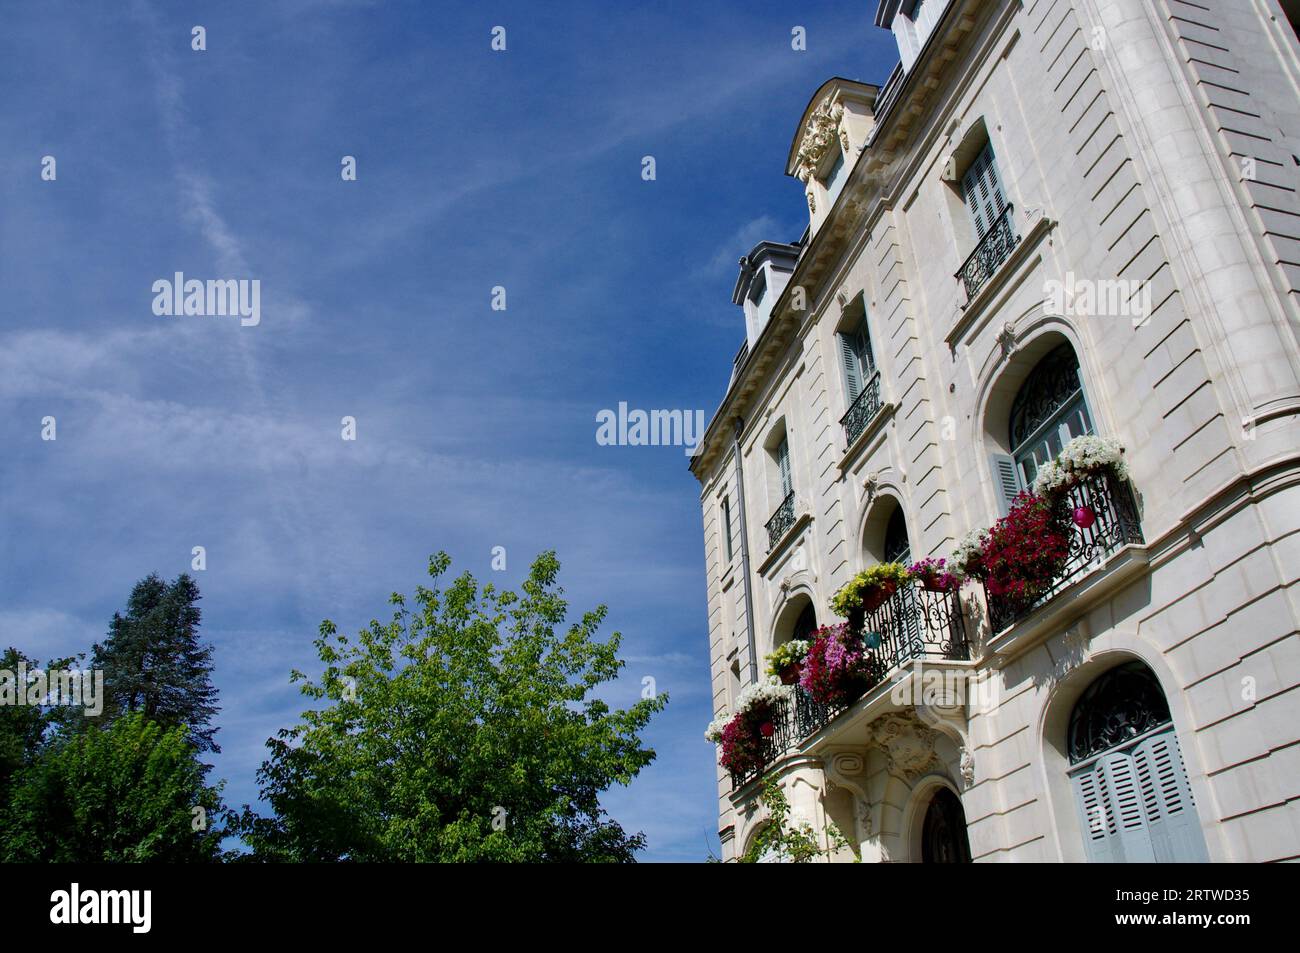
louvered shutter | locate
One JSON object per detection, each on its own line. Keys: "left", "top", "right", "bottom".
{"left": 962, "top": 143, "right": 1008, "bottom": 239}
{"left": 988, "top": 452, "right": 1021, "bottom": 516}
{"left": 778, "top": 438, "right": 792, "bottom": 498}
{"left": 838, "top": 332, "right": 863, "bottom": 402}
{"left": 1133, "top": 731, "right": 1210, "bottom": 862}
{"left": 1071, "top": 726, "right": 1208, "bottom": 863}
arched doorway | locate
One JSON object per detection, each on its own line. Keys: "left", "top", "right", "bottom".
{"left": 1066, "top": 661, "right": 1209, "bottom": 862}
{"left": 920, "top": 788, "right": 972, "bottom": 863}
{"left": 792, "top": 601, "right": 818, "bottom": 642}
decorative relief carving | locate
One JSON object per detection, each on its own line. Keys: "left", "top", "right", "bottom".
{"left": 869, "top": 712, "right": 940, "bottom": 783}
{"left": 959, "top": 748, "right": 975, "bottom": 788}
{"left": 996, "top": 320, "right": 1017, "bottom": 360}
{"left": 795, "top": 97, "right": 845, "bottom": 183}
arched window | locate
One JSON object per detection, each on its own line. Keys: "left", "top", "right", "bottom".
{"left": 1008, "top": 343, "right": 1093, "bottom": 489}
{"left": 1066, "top": 662, "right": 1209, "bottom": 862}
{"left": 921, "top": 788, "right": 972, "bottom": 863}
{"left": 883, "top": 507, "right": 911, "bottom": 564}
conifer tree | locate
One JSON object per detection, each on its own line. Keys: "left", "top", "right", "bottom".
{"left": 92, "top": 573, "right": 220, "bottom": 753}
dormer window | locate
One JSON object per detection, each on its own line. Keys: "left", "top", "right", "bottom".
{"left": 748, "top": 270, "right": 768, "bottom": 312}
{"left": 879, "top": 0, "right": 951, "bottom": 73}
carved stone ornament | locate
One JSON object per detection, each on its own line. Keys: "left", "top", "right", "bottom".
{"left": 795, "top": 97, "right": 845, "bottom": 182}
{"left": 807, "top": 190, "right": 816, "bottom": 213}
{"left": 869, "top": 713, "right": 940, "bottom": 783}
{"left": 959, "top": 748, "right": 975, "bottom": 788}
{"left": 863, "top": 471, "right": 880, "bottom": 501}
{"left": 996, "top": 320, "right": 1017, "bottom": 359}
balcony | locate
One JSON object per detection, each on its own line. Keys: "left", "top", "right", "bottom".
{"left": 727, "top": 582, "right": 969, "bottom": 790}
{"left": 765, "top": 491, "right": 797, "bottom": 552}
{"left": 840, "top": 370, "right": 883, "bottom": 447}
{"left": 983, "top": 468, "right": 1144, "bottom": 635}
{"left": 955, "top": 204, "right": 1019, "bottom": 301}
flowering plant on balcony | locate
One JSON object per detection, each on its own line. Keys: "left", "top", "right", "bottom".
{"left": 1032, "top": 435, "right": 1128, "bottom": 498}
{"left": 829, "top": 562, "right": 912, "bottom": 618}
{"left": 704, "top": 677, "right": 794, "bottom": 778}
{"left": 800, "top": 623, "right": 872, "bottom": 707}
{"left": 908, "top": 557, "right": 959, "bottom": 592}
{"left": 975, "top": 492, "right": 1071, "bottom": 601}
{"left": 947, "top": 529, "right": 986, "bottom": 579}
{"left": 765, "top": 639, "right": 811, "bottom": 684}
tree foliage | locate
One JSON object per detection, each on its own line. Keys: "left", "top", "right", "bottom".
{"left": 230, "top": 551, "right": 666, "bottom": 862}
{"left": 0, "top": 713, "right": 224, "bottom": 862}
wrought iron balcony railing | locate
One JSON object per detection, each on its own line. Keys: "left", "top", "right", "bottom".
{"left": 727, "top": 583, "right": 969, "bottom": 790}
{"left": 955, "top": 205, "right": 1019, "bottom": 301}
{"left": 983, "top": 468, "right": 1143, "bottom": 634}
{"left": 765, "top": 491, "right": 797, "bottom": 551}
{"left": 840, "top": 370, "right": 883, "bottom": 448}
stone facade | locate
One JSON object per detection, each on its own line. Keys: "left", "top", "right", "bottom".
{"left": 690, "top": 0, "right": 1300, "bottom": 862}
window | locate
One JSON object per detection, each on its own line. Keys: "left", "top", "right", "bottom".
{"left": 1067, "top": 662, "right": 1209, "bottom": 863}
{"left": 961, "top": 141, "right": 1009, "bottom": 239}
{"left": 1008, "top": 343, "right": 1093, "bottom": 488}
{"left": 777, "top": 436, "right": 792, "bottom": 500}
{"left": 721, "top": 495, "right": 734, "bottom": 563}
{"left": 836, "top": 306, "right": 876, "bottom": 405}
{"left": 792, "top": 601, "right": 818, "bottom": 641}
{"left": 823, "top": 148, "right": 847, "bottom": 201}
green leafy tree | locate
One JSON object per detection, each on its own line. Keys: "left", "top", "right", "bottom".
{"left": 0, "top": 646, "right": 86, "bottom": 796}
{"left": 0, "top": 713, "right": 224, "bottom": 861}
{"left": 740, "top": 778, "right": 852, "bottom": 863}
{"left": 230, "top": 551, "right": 667, "bottom": 862}
{"left": 92, "top": 573, "right": 220, "bottom": 753}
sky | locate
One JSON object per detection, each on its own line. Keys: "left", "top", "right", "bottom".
{"left": 0, "top": 0, "right": 900, "bottom": 861}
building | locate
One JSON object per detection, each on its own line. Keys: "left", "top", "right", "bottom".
{"left": 690, "top": 0, "right": 1300, "bottom": 862}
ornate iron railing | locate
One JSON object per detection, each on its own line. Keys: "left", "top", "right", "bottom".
{"left": 727, "top": 584, "right": 969, "bottom": 790}
{"left": 765, "top": 491, "right": 796, "bottom": 551}
{"left": 955, "top": 205, "right": 1019, "bottom": 301}
{"left": 984, "top": 469, "right": 1143, "bottom": 634}
{"left": 840, "top": 370, "right": 883, "bottom": 447}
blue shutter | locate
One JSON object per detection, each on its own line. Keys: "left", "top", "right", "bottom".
{"left": 962, "top": 143, "right": 1008, "bottom": 238}
{"left": 838, "top": 332, "right": 863, "bottom": 402}
{"left": 1133, "top": 730, "right": 1210, "bottom": 862}
{"left": 1071, "top": 726, "right": 1208, "bottom": 863}
{"left": 989, "top": 452, "right": 1021, "bottom": 516}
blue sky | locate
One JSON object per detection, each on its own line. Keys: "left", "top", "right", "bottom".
{"left": 0, "top": 0, "right": 899, "bottom": 861}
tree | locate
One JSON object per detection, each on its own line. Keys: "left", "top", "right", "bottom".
{"left": 0, "top": 713, "right": 224, "bottom": 862}
{"left": 0, "top": 646, "right": 85, "bottom": 797}
{"left": 229, "top": 551, "right": 667, "bottom": 862}
{"left": 92, "top": 573, "right": 220, "bottom": 753}
{"left": 740, "top": 778, "right": 852, "bottom": 863}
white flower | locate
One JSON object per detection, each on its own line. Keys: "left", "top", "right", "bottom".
{"left": 703, "top": 676, "right": 794, "bottom": 744}
{"left": 948, "top": 529, "right": 985, "bottom": 576}
{"left": 704, "top": 714, "right": 731, "bottom": 743}
{"left": 1032, "top": 435, "right": 1127, "bottom": 495}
